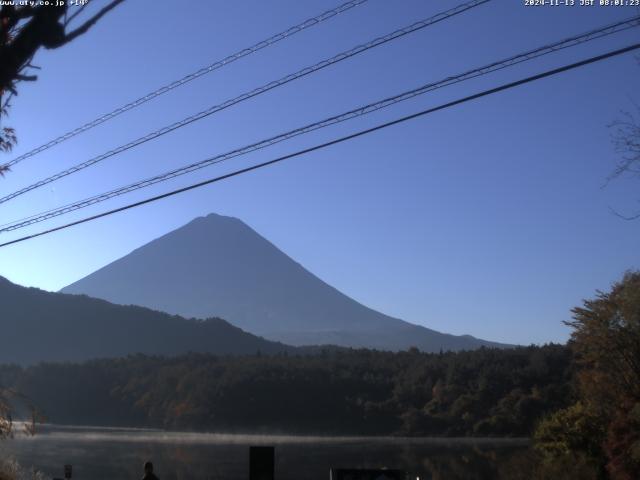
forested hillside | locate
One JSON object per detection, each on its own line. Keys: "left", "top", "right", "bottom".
{"left": 0, "top": 276, "right": 293, "bottom": 364}
{"left": 0, "top": 344, "right": 571, "bottom": 436}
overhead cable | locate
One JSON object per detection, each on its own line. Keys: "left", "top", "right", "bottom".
{"left": 0, "top": 0, "right": 490, "bottom": 204}
{"left": 1, "top": 15, "right": 637, "bottom": 233}
{"left": 0, "top": 0, "right": 371, "bottom": 170}
{"left": 1, "top": 41, "right": 638, "bottom": 248}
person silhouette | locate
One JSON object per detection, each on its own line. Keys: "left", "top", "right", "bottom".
{"left": 142, "top": 461, "right": 159, "bottom": 480}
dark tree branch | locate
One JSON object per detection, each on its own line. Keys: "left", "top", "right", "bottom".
{"left": 609, "top": 205, "right": 640, "bottom": 221}
{"left": 0, "top": 1, "right": 125, "bottom": 160}
{"left": 0, "top": 1, "right": 125, "bottom": 94}
{"left": 14, "top": 73, "right": 37, "bottom": 81}
{"left": 62, "top": 0, "right": 125, "bottom": 45}
{"left": 0, "top": 5, "right": 36, "bottom": 32}
{"left": 64, "top": 3, "right": 89, "bottom": 27}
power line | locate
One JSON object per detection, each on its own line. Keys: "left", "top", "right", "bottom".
{"left": 0, "top": 0, "right": 370, "bottom": 170}
{"left": 1, "top": 41, "right": 638, "bottom": 249}
{"left": 2, "top": 15, "right": 637, "bottom": 233}
{"left": 0, "top": 0, "right": 490, "bottom": 205}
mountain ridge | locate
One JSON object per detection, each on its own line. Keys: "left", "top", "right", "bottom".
{"left": 0, "top": 275, "right": 294, "bottom": 364}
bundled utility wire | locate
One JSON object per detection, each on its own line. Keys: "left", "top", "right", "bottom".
{"left": 1, "top": 14, "right": 637, "bottom": 234}
{"left": 0, "top": 0, "right": 490, "bottom": 205}
{"left": 0, "top": 0, "right": 370, "bottom": 170}
{"left": 2, "top": 41, "right": 639, "bottom": 249}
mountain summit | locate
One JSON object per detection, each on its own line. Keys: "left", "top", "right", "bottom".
{"left": 62, "top": 213, "right": 509, "bottom": 351}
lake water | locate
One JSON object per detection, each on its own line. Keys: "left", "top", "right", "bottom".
{"left": 0, "top": 425, "right": 534, "bottom": 480}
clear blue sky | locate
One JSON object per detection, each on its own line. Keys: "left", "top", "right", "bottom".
{"left": 0, "top": 0, "right": 638, "bottom": 345}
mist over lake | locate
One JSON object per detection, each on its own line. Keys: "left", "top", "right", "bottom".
{"left": 0, "top": 425, "right": 532, "bottom": 480}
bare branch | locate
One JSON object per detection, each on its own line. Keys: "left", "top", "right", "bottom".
{"left": 607, "top": 105, "right": 640, "bottom": 183}
{"left": 62, "top": 0, "right": 125, "bottom": 44}
{"left": 64, "top": 3, "right": 89, "bottom": 27}
{"left": 609, "top": 205, "right": 640, "bottom": 221}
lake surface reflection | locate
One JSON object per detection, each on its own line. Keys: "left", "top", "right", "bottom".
{"left": 0, "top": 425, "right": 535, "bottom": 480}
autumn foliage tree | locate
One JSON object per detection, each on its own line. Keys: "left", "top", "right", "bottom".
{"left": 535, "top": 272, "right": 640, "bottom": 479}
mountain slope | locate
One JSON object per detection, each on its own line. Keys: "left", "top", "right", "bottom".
{"left": 62, "top": 213, "right": 510, "bottom": 351}
{"left": 0, "top": 276, "right": 292, "bottom": 364}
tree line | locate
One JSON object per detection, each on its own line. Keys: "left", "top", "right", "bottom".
{"left": 0, "top": 344, "right": 572, "bottom": 437}
{"left": 1, "top": 271, "right": 638, "bottom": 479}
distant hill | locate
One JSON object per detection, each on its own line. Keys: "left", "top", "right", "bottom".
{"left": 62, "top": 213, "right": 510, "bottom": 352}
{"left": 0, "top": 276, "right": 292, "bottom": 364}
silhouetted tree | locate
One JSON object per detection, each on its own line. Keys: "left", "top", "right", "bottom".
{"left": 0, "top": 1, "right": 125, "bottom": 437}
{"left": 0, "top": 1, "right": 124, "bottom": 173}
